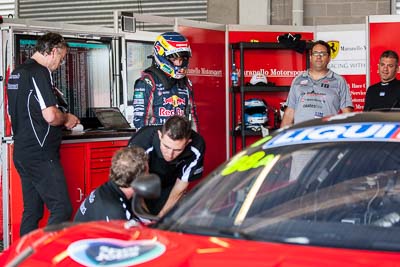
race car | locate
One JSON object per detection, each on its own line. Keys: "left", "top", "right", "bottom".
{"left": 2, "top": 111, "right": 400, "bottom": 266}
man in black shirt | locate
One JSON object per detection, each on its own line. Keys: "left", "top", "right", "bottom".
{"left": 7, "top": 32, "right": 80, "bottom": 236}
{"left": 128, "top": 115, "right": 205, "bottom": 217}
{"left": 364, "top": 50, "right": 400, "bottom": 111}
{"left": 74, "top": 147, "right": 148, "bottom": 223}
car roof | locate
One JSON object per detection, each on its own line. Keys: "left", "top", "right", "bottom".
{"left": 264, "top": 111, "right": 400, "bottom": 149}
{"left": 287, "top": 111, "right": 400, "bottom": 130}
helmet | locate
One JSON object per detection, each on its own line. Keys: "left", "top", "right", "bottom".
{"left": 153, "top": 32, "right": 191, "bottom": 79}
{"left": 244, "top": 98, "right": 268, "bottom": 131}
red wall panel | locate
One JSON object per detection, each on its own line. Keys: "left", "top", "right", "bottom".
{"left": 179, "top": 26, "right": 227, "bottom": 177}
{"left": 369, "top": 22, "right": 400, "bottom": 86}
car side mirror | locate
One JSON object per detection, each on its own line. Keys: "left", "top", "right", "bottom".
{"left": 131, "top": 174, "right": 161, "bottom": 222}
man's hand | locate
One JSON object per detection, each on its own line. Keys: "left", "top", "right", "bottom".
{"left": 280, "top": 107, "right": 295, "bottom": 128}
{"left": 42, "top": 106, "right": 80, "bottom": 128}
{"left": 341, "top": 106, "right": 354, "bottom": 113}
{"left": 64, "top": 113, "right": 80, "bottom": 130}
{"left": 157, "top": 179, "right": 189, "bottom": 218}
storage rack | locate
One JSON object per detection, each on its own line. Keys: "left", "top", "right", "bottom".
{"left": 230, "top": 41, "right": 310, "bottom": 153}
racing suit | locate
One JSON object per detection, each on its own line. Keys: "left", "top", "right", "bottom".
{"left": 132, "top": 66, "right": 199, "bottom": 131}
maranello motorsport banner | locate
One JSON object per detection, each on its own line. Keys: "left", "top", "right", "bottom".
{"left": 316, "top": 30, "right": 367, "bottom": 111}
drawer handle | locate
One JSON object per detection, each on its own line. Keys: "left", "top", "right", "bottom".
{"left": 77, "top": 188, "right": 84, "bottom": 202}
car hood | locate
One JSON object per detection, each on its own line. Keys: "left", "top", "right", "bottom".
{"left": 1, "top": 220, "right": 400, "bottom": 267}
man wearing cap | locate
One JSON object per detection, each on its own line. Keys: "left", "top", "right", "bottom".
{"left": 281, "top": 40, "right": 353, "bottom": 127}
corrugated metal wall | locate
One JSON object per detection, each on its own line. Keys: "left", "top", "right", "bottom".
{"left": 15, "top": 0, "right": 207, "bottom": 31}
{"left": 0, "top": 0, "right": 15, "bottom": 17}
{"left": 395, "top": 0, "right": 400, "bottom": 14}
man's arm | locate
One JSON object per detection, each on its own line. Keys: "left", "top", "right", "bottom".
{"left": 133, "top": 76, "right": 153, "bottom": 129}
{"left": 338, "top": 75, "right": 354, "bottom": 113}
{"left": 280, "top": 107, "right": 295, "bottom": 128}
{"left": 42, "top": 106, "right": 80, "bottom": 129}
{"left": 187, "top": 84, "right": 199, "bottom": 132}
{"left": 157, "top": 179, "right": 189, "bottom": 218}
{"left": 341, "top": 107, "right": 354, "bottom": 113}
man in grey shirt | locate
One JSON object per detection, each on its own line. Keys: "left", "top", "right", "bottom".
{"left": 281, "top": 40, "right": 353, "bottom": 127}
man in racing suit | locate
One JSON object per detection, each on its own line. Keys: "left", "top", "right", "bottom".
{"left": 132, "top": 32, "right": 198, "bottom": 131}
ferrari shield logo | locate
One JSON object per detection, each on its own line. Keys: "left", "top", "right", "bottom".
{"left": 327, "top": 40, "right": 339, "bottom": 59}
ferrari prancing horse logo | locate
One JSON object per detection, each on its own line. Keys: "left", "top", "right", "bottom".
{"left": 327, "top": 40, "right": 339, "bottom": 59}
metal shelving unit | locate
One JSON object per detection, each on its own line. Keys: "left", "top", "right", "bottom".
{"left": 230, "top": 41, "right": 310, "bottom": 153}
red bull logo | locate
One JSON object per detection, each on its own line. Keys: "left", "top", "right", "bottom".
{"left": 159, "top": 107, "right": 184, "bottom": 116}
{"left": 163, "top": 95, "right": 185, "bottom": 107}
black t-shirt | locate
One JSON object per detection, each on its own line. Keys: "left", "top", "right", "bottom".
{"left": 7, "top": 58, "right": 62, "bottom": 161}
{"left": 364, "top": 79, "right": 400, "bottom": 111}
{"left": 74, "top": 181, "right": 136, "bottom": 222}
{"left": 128, "top": 125, "right": 205, "bottom": 188}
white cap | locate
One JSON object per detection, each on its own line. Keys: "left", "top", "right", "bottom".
{"left": 250, "top": 73, "right": 268, "bottom": 85}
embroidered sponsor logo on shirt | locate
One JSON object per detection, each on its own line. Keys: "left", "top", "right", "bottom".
{"left": 89, "top": 191, "right": 96, "bottom": 203}
{"left": 134, "top": 112, "right": 144, "bottom": 116}
{"left": 193, "top": 166, "right": 204, "bottom": 175}
{"left": 300, "top": 80, "right": 308, "bottom": 85}
{"left": 163, "top": 95, "right": 185, "bottom": 107}
{"left": 133, "top": 99, "right": 144, "bottom": 105}
{"left": 7, "top": 84, "right": 18, "bottom": 90}
{"left": 314, "top": 112, "right": 324, "bottom": 118}
{"left": 9, "top": 73, "right": 20, "bottom": 80}
{"left": 158, "top": 107, "right": 184, "bottom": 116}
{"left": 79, "top": 203, "right": 87, "bottom": 215}
{"left": 302, "top": 104, "right": 323, "bottom": 109}
{"left": 320, "top": 79, "right": 330, "bottom": 88}
{"left": 305, "top": 90, "right": 326, "bottom": 97}
{"left": 134, "top": 92, "right": 144, "bottom": 99}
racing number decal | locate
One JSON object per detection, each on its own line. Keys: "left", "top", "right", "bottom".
{"left": 221, "top": 151, "right": 275, "bottom": 176}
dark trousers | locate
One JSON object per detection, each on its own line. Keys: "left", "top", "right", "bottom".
{"left": 14, "top": 158, "right": 72, "bottom": 236}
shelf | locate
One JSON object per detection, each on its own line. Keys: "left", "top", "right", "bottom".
{"left": 231, "top": 129, "right": 262, "bottom": 136}
{"left": 231, "top": 85, "right": 290, "bottom": 93}
{"left": 230, "top": 41, "right": 309, "bottom": 154}
{"left": 231, "top": 127, "right": 278, "bottom": 137}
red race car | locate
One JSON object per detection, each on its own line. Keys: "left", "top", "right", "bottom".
{"left": 2, "top": 111, "right": 400, "bottom": 266}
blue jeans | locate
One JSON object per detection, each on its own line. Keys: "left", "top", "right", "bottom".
{"left": 14, "top": 158, "right": 72, "bottom": 236}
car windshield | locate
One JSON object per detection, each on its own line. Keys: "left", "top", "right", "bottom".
{"left": 157, "top": 140, "right": 400, "bottom": 251}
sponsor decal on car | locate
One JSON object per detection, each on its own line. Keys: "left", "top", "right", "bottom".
{"left": 221, "top": 150, "right": 277, "bottom": 176}
{"left": 264, "top": 123, "right": 400, "bottom": 148}
{"left": 67, "top": 238, "right": 166, "bottom": 267}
